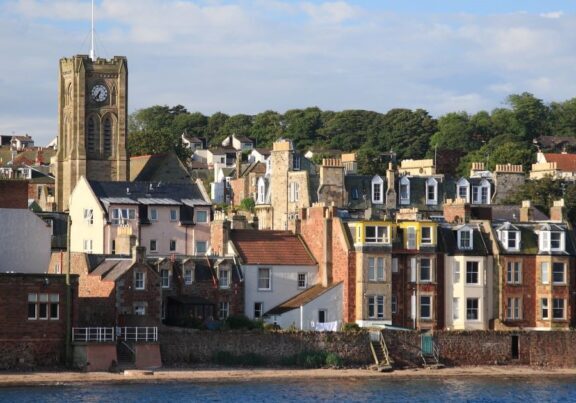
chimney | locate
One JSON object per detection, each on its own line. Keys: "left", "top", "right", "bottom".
{"left": 443, "top": 198, "right": 470, "bottom": 224}
{"left": 235, "top": 150, "right": 242, "bottom": 178}
{"left": 550, "top": 199, "right": 565, "bottom": 222}
{"left": 519, "top": 200, "right": 533, "bottom": 222}
{"left": 132, "top": 245, "right": 146, "bottom": 264}
{"left": 116, "top": 225, "right": 137, "bottom": 255}
{"left": 470, "top": 162, "right": 485, "bottom": 177}
{"left": 321, "top": 208, "right": 333, "bottom": 287}
{"left": 385, "top": 162, "right": 397, "bottom": 210}
{"left": 231, "top": 213, "right": 247, "bottom": 229}
{"left": 210, "top": 210, "right": 230, "bottom": 256}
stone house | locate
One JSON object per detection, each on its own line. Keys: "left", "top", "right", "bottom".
{"left": 0, "top": 273, "right": 79, "bottom": 369}
{"left": 530, "top": 151, "right": 576, "bottom": 180}
{"left": 68, "top": 177, "right": 212, "bottom": 256}
{"left": 228, "top": 161, "right": 267, "bottom": 206}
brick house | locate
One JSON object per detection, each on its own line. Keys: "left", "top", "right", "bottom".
{"left": 0, "top": 273, "right": 78, "bottom": 369}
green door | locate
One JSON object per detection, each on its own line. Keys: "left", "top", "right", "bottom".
{"left": 421, "top": 334, "right": 433, "bottom": 355}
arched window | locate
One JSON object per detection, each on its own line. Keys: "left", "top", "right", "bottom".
{"left": 86, "top": 116, "right": 97, "bottom": 154}
{"left": 103, "top": 115, "right": 113, "bottom": 157}
{"left": 399, "top": 176, "right": 410, "bottom": 205}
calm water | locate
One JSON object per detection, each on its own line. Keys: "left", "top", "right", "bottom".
{"left": 0, "top": 377, "right": 574, "bottom": 402}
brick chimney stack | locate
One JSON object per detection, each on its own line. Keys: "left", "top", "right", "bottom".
{"left": 211, "top": 210, "right": 230, "bottom": 256}
{"left": 550, "top": 199, "right": 565, "bottom": 222}
{"left": 520, "top": 200, "right": 534, "bottom": 222}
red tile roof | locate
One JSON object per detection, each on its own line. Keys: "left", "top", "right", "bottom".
{"left": 544, "top": 153, "right": 576, "bottom": 172}
{"left": 230, "top": 230, "right": 316, "bottom": 266}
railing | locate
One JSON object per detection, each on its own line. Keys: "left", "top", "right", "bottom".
{"left": 72, "top": 327, "right": 115, "bottom": 342}
{"left": 71, "top": 326, "right": 158, "bottom": 342}
{"left": 117, "top": 327, "right": 158, "bottom": 342}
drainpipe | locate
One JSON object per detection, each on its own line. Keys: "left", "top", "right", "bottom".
{"left": 300, "top": 305, "right": 304, "bottom": 330}
{"left": 65, "top": 214, "right": 72, "bottom": 366}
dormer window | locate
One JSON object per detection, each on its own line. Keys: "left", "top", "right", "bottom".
{"left": 457, "top": 227, "right": 473, "bottom": 250}
{"left": 425, "top": 177, "right": 438, "bottom": 205}
{"left": 456, "top": 178, "right": 470, "bottom": 202}
{"left": 399, "top": 176, "right": 410, "bottom": 205}
{"left": 472, "top": 179, "right": 490, "bottom": 204}
{"left": 498, "top": 223, "right": 520, "bottom": 251}
{"left": 539, "top": 226, "right": 565, "bottom": 252}
{"left": 371, "top": 175, "right": 384, "bottom": 204}
{"left": 421, "top": 226, "right": 432, "bottom": 244}
{"left": 257, "top": 177, "right": 266, "bottom": 204}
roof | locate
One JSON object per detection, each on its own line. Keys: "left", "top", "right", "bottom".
{"left": 265, "top": 282, "right": 342, "bottom": 315}
{"left": 88, "top": 180, "right": 210, "bottom": 207}
{"left": 89, "top": 258, "right": 133, "bottom": 281}
{"left": 230, "top": 230, "right": 316, "bottom": 266}
{"left": 130, "top": 152, "right": 194, "bottom": 184}
{"left": 438, "top": 225, "right": 492, "bottom": 256}
{"left": 253, "top": 148, "right": 271, "bottom": 156}
{"left": 537, "top": 136, "right": 576, "bottom": 150}
{"left": 543, "top": 153, "right": 576, "bottom": 172}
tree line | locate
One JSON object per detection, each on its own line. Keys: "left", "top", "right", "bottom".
{"left": 128, "top": 93, "right": 576, "bottom": 176}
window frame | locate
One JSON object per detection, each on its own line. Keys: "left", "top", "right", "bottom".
{"left": 254, "top": 302, "right": 263, "bottom": 319}
{"left": 552, "top": 262, "right": 566, "bottom": 284}
{"left": 149, "top": 208, "right": 158, "bottom": 221}
{"left": 458, "top": 229, "right": 472, "bottom": 250}
{"left": 541, "top": 298, "right": 549, "bottom": 319}
{"left": 506, "top": 297, "right": 521, "bottom": 320}
{"left": 506, "top": 261, "right": 522, "bottom": 285}
{"left": 425, "top": 177, "right": 438, "bottom": 205}
{"left": 257, "top": 267, "right": 272, "bottom": 291}
{"left": 553, "top": 298, "right": 565, "bottom": 320}
{"left": 196, "top": 241, "right": 207, "bottom": 255}
{"left": 465, "top": 261, "right": 479, "bottom": 285}
{"left": 196, "top": 210, "right": 208, "bottom": 223}
{"left": 83, "top": 208, "right": 93, "bottom": 225}
{"left": 184, "top": 268, "right": 194, "bottom": 285}
{"left": 420, "top": 295, "right": 432, "bottom": 319}
{"left": 399, "top": 176, "right": 410, "bottom": 205}
{"left": 466, "top": 298, "right": 479, "bottom": 321}
{"left": 160, "top": 269, "right": 170, "bottom": 289}
{"left": 421, "top": 226, "right": 432, "bottom": 245}
{"left": 134, "top": 272, "right": 146, "bottom": 290}
{"left": 368, "top": 295, "right": 385, "bottom": 319}
{"left": 297, "top": 273, "right": 308, "bottom": 289}
{"left": 420, "top": 257, "right": 432, "bottom": 282}
{"left": 219, "top": 268, "right": 230, "bottom": 289}
{"left": 219, "top": 301, "right": 230, "bottom": 319}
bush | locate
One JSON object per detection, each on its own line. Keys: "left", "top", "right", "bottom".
{"left": 325, "top": 352, "right": 344, "bottom": 368}
{"left": 297, "top": 350, "right": 328, "bottom": 368}
{"left": 225, "top": 314, "right": 256, "bottom": 330}
{"left": 342, "top": 323, "right": 361, "bottom": 332}
{"left": 239, "top": 198, "right": 255, "bottom": 212}
{"left": 263, "top": 323, "right": 281, "bottom": 332}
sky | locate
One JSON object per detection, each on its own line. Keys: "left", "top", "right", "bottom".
{"left": 1, "top": 0, "right": 576, "bottom": 146}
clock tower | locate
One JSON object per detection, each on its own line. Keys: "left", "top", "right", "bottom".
{"left": 55, "top": 55, "right": 129, "bottom": 211}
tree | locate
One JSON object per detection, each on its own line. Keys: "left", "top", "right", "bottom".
{"left": 206, "top": 112, "right": 230, "bottom": 145}
{"left": 506, "top": 92, "right": 550, "bottom": 141}
{"left": 250, "top": 110, "right": 284, "bottom": 147}
{"left": 283, "top": 107, "right": 323, "bottom": 150}
{"left": 128, "top": 127, "right": 191, "bottom": 161}
{"left": 549, "top": 98, "right": 576, "bottom": 137}
{"left": 429, "top": 112, "right": 472, "bottom": 152}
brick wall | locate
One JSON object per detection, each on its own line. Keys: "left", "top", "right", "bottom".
{"left": 0, "top": 180, "right": 28, "bottom": 208}
{"left": 160, "top": 328, "right": 372, "bottom": 366}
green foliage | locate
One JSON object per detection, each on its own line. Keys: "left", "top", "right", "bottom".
{"left": 325, "top": 352, "right": 344, "bottom": 368}
{"left": 342, "top": 323, "right": 361, "bottom": 332}
{"left": 224, "top": 314, "right": 261, "bottom": 330}
{"left": 239, "top": 198, "right": 255, "bottom": 212}
{"left": 263, "top": 323, "right": 281, "bottom": 332}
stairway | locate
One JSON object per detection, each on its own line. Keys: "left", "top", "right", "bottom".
{"left": 369, "top": 331, "right": 393, "bottom": 372}
{"left": 419, "top": 333, "right": 444, "bottom": 369}
{"left": 116, "top": 341, "right": 136, "bottom": 371}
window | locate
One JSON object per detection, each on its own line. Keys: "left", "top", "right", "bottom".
{"left": 541, "top": 262, "right": 549, "bottom": 284}
{"left": 219, "top": 268, "right": 230, "bottom": 289}
{"left": 184, "top": 269, "right": 193, "bottom": 285}
{"left": 196, "top": 241, "right": 207, "bottom": 255}
{"left": 111, "top": 208, "right": 135, "bottom": 225}
{"left": 368, "top": 295, "right": 384, "bottom": 319}
{"left": 453, "top": 262, "right": 461, "bottom": 284}
{"left": 169, "top": 240, "right": 177, "bottom": 252}
{"left": 506, "top": 262, "right": 522, "bottom": 284}
{"left": 368, "top": 257, "right": 385, "bottom": 281}
{"left": 425, "top": 178, "right": 438, "bottom": 205}
{"left": 407, "top": 227, "right": 417, "bottom": 249}
{"left": 391, "top": 295, "right": 397, "bottom": 314}
{"left": 150, "top": 239, "right": 157, "bottom": 252}
{"left": 318, "top": 309, "right": 327, "bottom": 323}
{"left": 466, "top": 298, "right": 479, "bottom": 320}
{"left": 365, "top": 226, "right": 388, "bottom": 243}
{"left": 289, "top": 182, "right": 300, "bottom": 202}
{"left": 541, "top": 231, "right": 564, "bottom": 252}
{"left": 293, "top": 154, "right": 301, "bottom": 170}
{"left": 257, "top": 177, "right": 266, "bottom": 204}
{"left": 551, "top": 232, "right": 563, "bottom": 250}
{"left": 28, "top": 294, "right": 59, "bottom": 320}
{"left": 506, "top": 297, "right": 521, "bottom": 320}
{"left": 196, "top": 210, "right": 208, "bottom": 223}
{"left": 351, "top": 188, "right": 359, "bottom": 200}
{"left": 453, "top": 298, "right": 460, "bottom": 320}
{"left": 170, "top": 209, "right": 178, "bottom": 221}
{"left": 298, "top": 273, "right": 308, "bottom": 288}
{"left": 135, "top": 272, "right": 146, "bottom": 290}
{"left": 552, "top": 262, "right": 565, "bottom": 284}
{"left": 392, "top": 258, "right": 398, "bottom": 273}
{"left": 54, "top": 263, "right": 61, "bottom": 274}
{"left": 421, "top": 227, "right": 432, "bottom": 244}
{"left": 420, "top": 258, "right": 432, "bottom": 282}
{"left": 420, "top": 296, "right": 432, "bottom": 319}
{"left": 258, "top": 268, "right": 271, "bottom": 290}
{"left": 466, "top": 261, "right": 479, "bottom": 284}
{"left": 83, "top": 239, "right": 93, "bottom": 253}
{"left": 456, "top": 179, "right": 469, "bottom": 202}
{"left": 254, "top": 302, "right": 263, "bottom": 319}
{"left": 161, "top": 269, "right": 170, "bottom": 288}
{"left": 541, "top": 298, "right": 549, "bottom": 319}
{"left": 103, "top": 116, "right": 112, "bottom": 156}
{"left": 472, "top": 180, "right": 490, "bottom": 204}
{"left": 150, "top": 208, "right": 158, "bottom": 221}
{"left": 458, "top": 229, "right": 472, "bottom": 250}
{"left": 134, "top": 304, "right": 146, "bottom": 316}
{"left": 553, "top": 298, "right": 565, "bottom": 319}
{"left": 506, "top": 231, "right": 519, "bottom": 250}
{"left": 372, "top": 176, "right": 383, "bottom": 204}
{"left": 219, "top": 301, "right": 230, "bottom": 319}
{"left": 83, "top": 208, "right": 93, "bottom": 224}
{"left": 399, "top": 176, "right": 410, "bottom": 204}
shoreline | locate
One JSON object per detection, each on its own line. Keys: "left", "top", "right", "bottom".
{"left": 1, "top": 366, "right": 576, "bottom": 387}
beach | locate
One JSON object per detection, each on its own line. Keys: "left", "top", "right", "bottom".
{"left": 1, "top": 366, "right": 576, "bottom": 387}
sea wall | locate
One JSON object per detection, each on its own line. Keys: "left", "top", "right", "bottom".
{"left": 160, "top": 327, "right": 372, "bottom": 366}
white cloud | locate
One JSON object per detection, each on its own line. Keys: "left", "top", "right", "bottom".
{"left": 300, "top": 1, "right": 357, "bottom": 24}
{"left": 540, "top": 11, "right": 563, "bottom": 19}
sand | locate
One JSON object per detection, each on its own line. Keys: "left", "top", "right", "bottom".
{"left": 1, "top": 366, "right": 576, "bottom": 387}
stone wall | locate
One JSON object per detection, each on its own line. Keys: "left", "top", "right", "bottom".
{"left": 160, "top": 328, "right": 372, "bottom": 366}
{"left": 0, "top": 180, "right": 28, "bottom": 208}
{"left": 383, "top": 329, "right": 576, "bottom": 368}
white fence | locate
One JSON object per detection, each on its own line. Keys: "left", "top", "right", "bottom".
{"left": 72, "top": 326, "right": 158, "bottom": 342}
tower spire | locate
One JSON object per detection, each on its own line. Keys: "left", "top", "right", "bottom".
{"left": 89, "top": 0, "right": 95, "bottom": 61}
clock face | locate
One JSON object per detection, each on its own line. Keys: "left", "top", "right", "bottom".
{"left": 90, "top": 84, "right": 108, "bottom": 103}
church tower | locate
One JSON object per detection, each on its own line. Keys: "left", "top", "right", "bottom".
{"left": 55, "top": 55, "right": 129, "bottom": 210}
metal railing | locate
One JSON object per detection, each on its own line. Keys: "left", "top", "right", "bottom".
{"left": 72, "top": 326, "right": 158, "bottom": 343}
{"left": 72, "top": 327, "right": 115, "bottom": 342}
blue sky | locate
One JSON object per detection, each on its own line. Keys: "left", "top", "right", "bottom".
{"left": 0, "top": 0, "right": 575, "bottom": 145}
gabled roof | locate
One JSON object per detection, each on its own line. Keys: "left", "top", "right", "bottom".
{"left": 543, "top": 153, "right": 576, "bottom": 172}
{"left": 230, "top": 230, "right": 316, "bottom": 266}
{"left": 438, "top": 225, "right": 492, "bottom": 256}
{"left": 253, "top": 148, "right": 271, "bottom": 157}
{"left": 130, "top": 152, "right": 193, "bottom": 184}
{"left": 265, "top": 282, "right": 342, "bottom": 315}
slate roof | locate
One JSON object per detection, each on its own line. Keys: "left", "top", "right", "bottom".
{"left": 89, "top": 259, "right": 133, "bottom": 281}
{"left": 536, "top": 136, "right": 576, "bottom": 151}
{"left": 230, "top": 230, "right": 316, "bottom": 266}
{"left": 265, "top": 282, "right": 342, "bottom": 315}
{"left": 438, "top": 224, "right": 492, "bottom": 256}
{"left": 492, "top": 222, "right": 576, "bottom": 256}
{"left": 475, "top": 205, "right": 549, "bottom": 222}
{"left": 543, "top": 153, "right": 576, "bottom": 172}
{"left": 130, "top": 152, "right": 194, "bottom": 184}
{"left": 253, "top": 148, "right": 271, "bottom": 157}
{"left": 88, "top": 180, "right": 210, "bottom": 207}
{"left": 344, "top": 175, "right": 373, "bottom": 210}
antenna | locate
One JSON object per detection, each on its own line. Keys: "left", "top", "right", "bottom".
{"left": 89, "top": 0, "right": 95, "bottom": 61}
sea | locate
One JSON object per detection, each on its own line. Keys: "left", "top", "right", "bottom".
{"left": 1, "top": 377, "right": 575, "bottom": 402}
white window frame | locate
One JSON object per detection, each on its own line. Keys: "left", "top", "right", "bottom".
{"left": 453, "top": 297, "right": 460, "bottom": 320}
{"left": 456, "top": 178, "right": 470, "bottom": 202}
{"left": 83, "top": 208, "right": 93, "bottom": 224}
{"left": 371, "top": 175, "right": 384, "bottom": 204}
{"left": 365, "top": 226, "right": 389, "bottom": 243}
{"left": 135, "top": 272, "right": 146, "bottom": 290}
{"left": 160, "top": 269, "right": 170, "bottom": 288}
{"left": 150, "top": 208, "right": 158, "bottom": 221}
{"left": 196, "top": 241, "right": 207, "bottom": 255}
{"left": 501, "top": 230, "right": 520, "bottom": 252}
{"left": 552, "top": 262, "right": 566, "bottom": 285}
{"left": 391, "top": 295, "right": 397, "bottom": 314}
{"left": 368, "top": 295, "right": 385, "bottom": 319}
{"left": 465, "top": 261, "right": 479, "bottom": 284}
{"left": 407, "top": 227, "right": 417, "bottom": 249}
{"left": 399, "top": 176, "right": 410, "bottom": 205}
{"left": 257, "top": 177, "right": 266, "bottom": 204}
{"left": 421, "top": 226, "right": 432, "bottom": 245}
{"left": 196, "top": 210, "right": 208, "bottom": 223}
{"left": 453, "top": 261, "right": 460, "bottom": 284}
{"left": 318, "top": 309, "right": 328, "bottom": 323}
{"left": 297, "top": 273, "right": 308, "bottom": 289}
{"left": 541, "top": 262, "right": 549, "bottom": 284}
{"left": 219, "top": 267, "right": 230, "bottom": 289}
{"left": 170, "top": 208, "right": 178, "bottom": 222}
{"left": 425, "top": 177, "right": 438, "bottom": 205}
{"left": 458, "top": 229, "right": 472, "bottom": 250}
{"left": 111, "top": 208, "right": 135, "bottom": 225}
{"left": 219, "top": 301, "right": 230, "bottom": 319}
{"left": 368, "top": 257, "right": 385, "bottom": 282}
{"left": 258, "top": 267, "right": 271, "bottom": 290}
{"left": 541, "top": 298, "right": 549, "bottom": 319}
{"left": 420, "top": 257, "right": 432, "bottom": 282}
{"left": 254, "top": 302, "right": 263, "bottom": 319}
{"left": 289, "top": 182, "right": 300, "bottom": 203}
{"left": 184, "top": 268, "right": 193, "bottom": 285}
{"left": 553, "top": 298, "right": 565, "bottom": 320}
{"left": 28, "top": 293, "right": 38, "bottom": 320}
{"left": 506, "top": 261, "right": 522, "bottom": 285}
{"left": 540, "top": 231, "right": 565, "bottom": 252}
{"left": 466, "top": 298, "right": 479, "bottom": 321}
{"left": 472, "top": 179, "right": 491, "bottom": 204}
{"left": 506, "top": 297, "right": 521, "bottom": 320}
{"left": 134, "top": 304, "right": 146, "bottom": 316}
{"left": 83, "top": 239, "right": 93, "bottom": 253}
